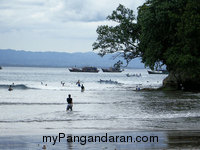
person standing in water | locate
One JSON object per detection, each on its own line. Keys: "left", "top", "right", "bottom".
{"left": 76, "top": 80, "right": 80, "bottom": 87}
{"left": 66, "top": 94, "right": 73, "bottom": 111}
{"left": 81, "top": 84, "right": 85, "bottom": 92}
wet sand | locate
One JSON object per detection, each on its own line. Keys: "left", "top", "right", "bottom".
{"left": 0, "top": 130, "right": 199, "bottom": 149}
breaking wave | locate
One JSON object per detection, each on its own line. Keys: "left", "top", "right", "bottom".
{"left": 0, "top": 84, "right": 35, "bottom": 90}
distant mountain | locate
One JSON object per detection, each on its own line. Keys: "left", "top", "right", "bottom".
{"left": 0, "top": 49, "right": 144, "bottom": 68}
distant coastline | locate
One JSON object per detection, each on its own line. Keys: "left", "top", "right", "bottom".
{"left": 0, "top": 49, "right": 145, "bottom": 68}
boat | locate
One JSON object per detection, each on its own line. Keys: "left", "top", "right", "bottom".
{"left": 0, "top": 66, "right": 2, "bottom": 70}
{"left": 148, "top": 70, "right": 168, "bottom": 74}
{"left": 102, "top": 67, "right": 122, "bottom": 72}
{"left": 69, "top": 67, "right": 99, "bottom": 73}
{"left": 126, "top": 73, "right": 141, "bottom": 77}
{"left": 98, "top": 79, "right": 120, "bottom": 84}
{"left": 82, "top": 67, "right": 99, "bottom": 72}
{"left": 69, "top": 67, "right": 82, "bottom": 72}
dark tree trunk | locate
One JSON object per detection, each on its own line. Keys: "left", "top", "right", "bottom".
{"left": 162, "top": 71, "right": 200, "bottom": 92}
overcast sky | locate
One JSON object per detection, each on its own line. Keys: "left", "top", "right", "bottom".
{"left": 0, "top": 0, "right": 145, "bottom": 53}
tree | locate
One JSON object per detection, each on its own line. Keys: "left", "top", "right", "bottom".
{"left": 138, "top": 0, "right": 200, "bottom": 90}
{"left": 93, "top": 1, "right": 200, "bottom": 91}
{"left": 92, "top": 4, "right": 140, "bottom": 65}
{"left": 113, "top": 60, "right": 123, "bottom": 71}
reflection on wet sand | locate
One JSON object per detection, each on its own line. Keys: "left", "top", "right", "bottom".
{"left": 66, "top": 134, "right": 73, "bottom": 150}
{"left": 0, "top": 131, "right": 199, "bottom": 149}
{"left": 167, "top": 130, "right": 200, "bottom": 149}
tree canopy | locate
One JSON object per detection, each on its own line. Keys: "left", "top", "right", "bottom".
{"left": 138, "top": 0, "right": 200, "bottom": 78}
{"left": 92, "top": 4, "right": 140, "bottom": 65}
{"left": 93, "top": 0, "right": 200, "bottom": 90}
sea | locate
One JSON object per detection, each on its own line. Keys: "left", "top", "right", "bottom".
{"left": 0, "top": 67, "right": 200, "bottom": 149}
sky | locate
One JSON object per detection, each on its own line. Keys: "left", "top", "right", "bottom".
{"left": 0, "top": 0, "right": 145, "bottom": 53}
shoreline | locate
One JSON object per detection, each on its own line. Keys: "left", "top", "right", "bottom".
{"left": 140, "top": 86, "right": 200, "bottom": 93}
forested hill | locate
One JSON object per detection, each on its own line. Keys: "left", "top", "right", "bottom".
{"left": 0, "top": 49, "right": 144, "bottom": 68}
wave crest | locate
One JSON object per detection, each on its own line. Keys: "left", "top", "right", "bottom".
{"left": 0, "top": 84, "right": 34, "bottom": 90}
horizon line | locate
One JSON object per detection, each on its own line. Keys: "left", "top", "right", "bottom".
{"left": 0, "top": 48, "right": 97, "bottom": 54}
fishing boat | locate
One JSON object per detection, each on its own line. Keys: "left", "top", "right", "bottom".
{"left": 68, "top": 67, "right": 82, "bottom": 72}
{"left": 126, "top": 73, "right": 141, "bottom": 77}
{"left": 69, "top": 67, "right": 99, "bottom": 73}
{"left": 148, "top": 70, "right": 168, "bottom": 74}
{"left": 102, "top": 67, "right": 123, "bottom": 72}
{"left": 82, "top": 67, "right": 99, "bottom": 72}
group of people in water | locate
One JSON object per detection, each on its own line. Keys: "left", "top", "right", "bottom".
{"left": 40, "top": 80, "right": 85, "bottom": 92}
{"left": 66, "top": 80, "right": 85, "bottom": 111}
{"left": 76, "top": 80, "right": 85, "bottom": 92}
{"left": 7, "top": 80, "right": 82, "bottom": 112}
{"left": 40, "top": 82, "right": 48, "bottom": 86}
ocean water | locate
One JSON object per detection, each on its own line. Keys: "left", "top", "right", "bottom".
{"left": 0, "top": 67, "right": 200, "bottom": 149}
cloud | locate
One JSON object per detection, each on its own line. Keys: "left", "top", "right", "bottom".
{"left": 0, "top": 0, "right": 145, "bottom": 52}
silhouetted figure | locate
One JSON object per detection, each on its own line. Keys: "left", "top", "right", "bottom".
{"left": 66, "top": 94, "right": 73, "bottom": 111}
{"left": 8, "top": 85, "right": 13, "bottom": 91}
{"left": 81, "top": 84, "right": 85, "bottom": 92}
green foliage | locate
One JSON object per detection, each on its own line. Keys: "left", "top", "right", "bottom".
{"left": 138, "top": 0, "right": 200, "bottom": 79}
{"left": 92, "top": 4, "right": 140, "bottom": 65}
{"left": 93, "top": 1, "right": 200, "bottom": 81}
